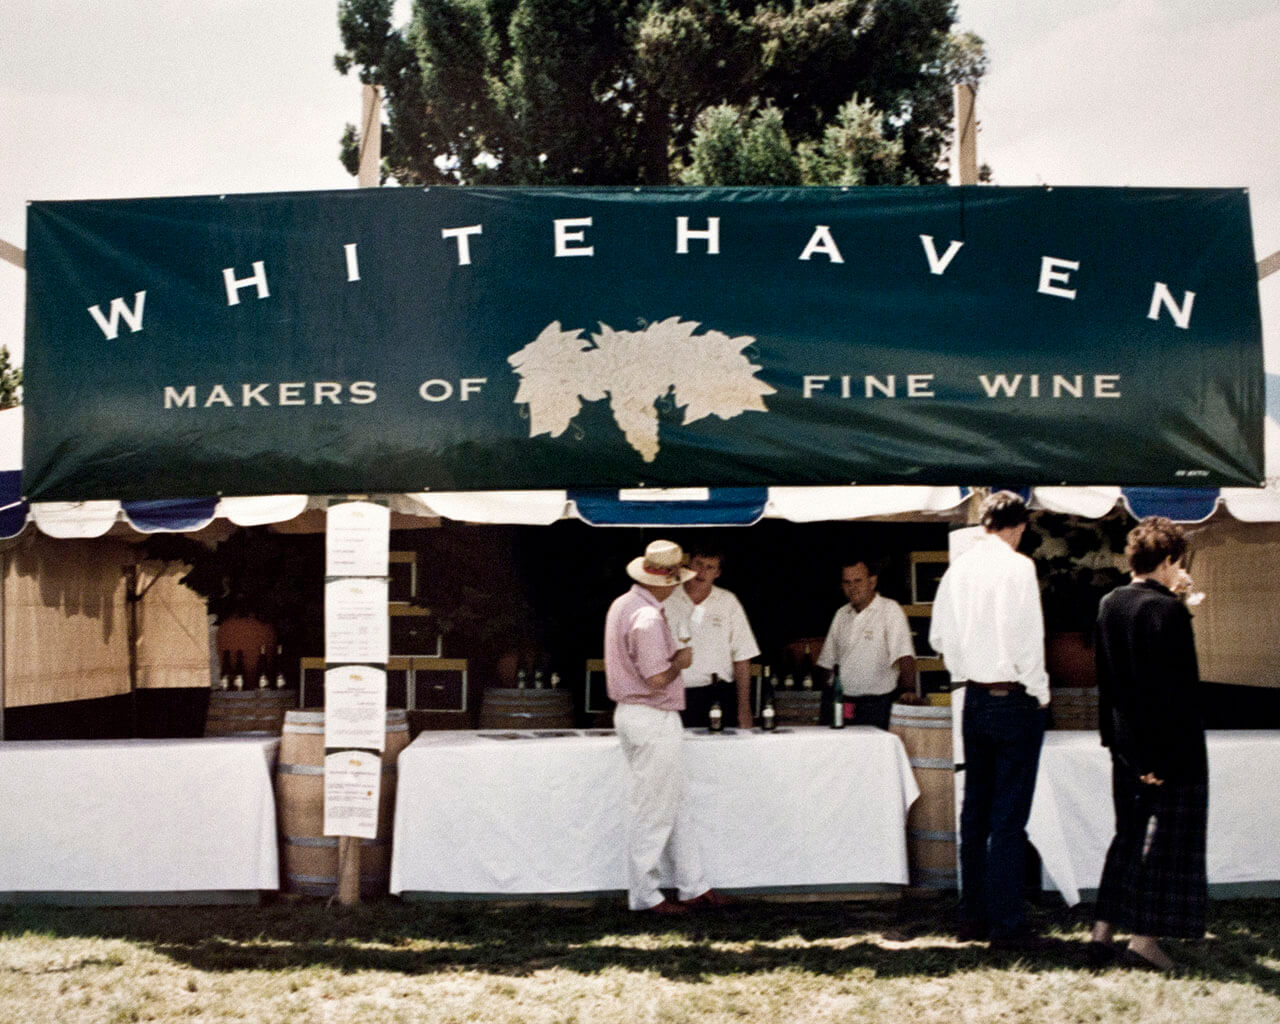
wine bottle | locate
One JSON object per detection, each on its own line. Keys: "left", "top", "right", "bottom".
{"left": 830, "top": 666, "right": 845, "bottom": 729}
{"left": 533, "top": 668, "right": 545, "bottom": 689}
{"left": 274, "top": 644, "right": 287, "bottom": 689}
{"left": 218, "top": 650, "right": 232, "bottom": 690}
{"left": 257, "top": 644, "right": 270, "bottom": 688}
{"left": 708, "top": 701, "right": 723, "bottom": 733}
{"left": 549, "top": 671, "right": 561, "bottom": 689}
{"left": 516, "top": 668, "right": 527, "bottom": 689}
{"left": 783, "top": 673, "right": 795, "bottom": 689}
{"left": 232, "top": 651, "right": 247, "bottom": 690}
{"left": 762, "top": 700, "right": 776, "bottom": 731}
{"left": 801, "top": 672, "right": 813, "bottom": 690}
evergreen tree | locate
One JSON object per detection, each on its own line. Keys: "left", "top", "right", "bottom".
{"left": 0, "top": 347, "right": 21, "bottom": 409}
{"left": 335, "top": 0, "right": 987, "bottom": 187}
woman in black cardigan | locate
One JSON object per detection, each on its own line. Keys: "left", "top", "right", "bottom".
{"left": 1088, "top": 516, "right": 1207, "bottom": 972}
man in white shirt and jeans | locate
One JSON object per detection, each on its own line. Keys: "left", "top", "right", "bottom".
{"left": 666, "top": 545, "right": 761, "bottom": 730}
{"left": 929, "top": 491, "right": 1052, "bottom": 951}
{"left": 815, "top": 558, "right": 917, "bottom": 729}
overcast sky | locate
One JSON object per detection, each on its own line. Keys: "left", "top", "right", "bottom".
{"left": 2, "top": 0, "right": 1276, "bottom": 369}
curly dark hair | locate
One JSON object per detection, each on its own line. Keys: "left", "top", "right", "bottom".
{"left": 1125, "top": 516, "right": 1188, "bottom": 575}
{"left": 979, "top": 490, "right": 1029, "bottom": 531}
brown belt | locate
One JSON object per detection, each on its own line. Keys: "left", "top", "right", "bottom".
{"left": 967, "top": 681, "right": 1025, "bottom": 696}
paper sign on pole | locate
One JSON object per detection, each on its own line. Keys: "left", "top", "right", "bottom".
{"left": 324, "top": 750, "right": 381, "bottom": 840}
{"left": 326, "top": 501, "right": 390, "bottom": 578}
{"left": 325, "top": 666, "right": 387, "bottom": 750}
{"left": 324, "top": 578, "right": 389, "bottom": 664}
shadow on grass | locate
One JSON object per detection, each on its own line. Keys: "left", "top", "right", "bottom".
{"left": 2, "top": 895, "right": 1279, "bottom": 993}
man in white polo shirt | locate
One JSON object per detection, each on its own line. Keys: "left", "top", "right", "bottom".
{"left": 815, "top": 558, "right": 917, "bottom": 729}
{"left": 666, "top": 544, "right": 761, "bottom": 730}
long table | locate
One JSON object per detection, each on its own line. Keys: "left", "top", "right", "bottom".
{"left": 0, "top": 736, "right": 280, "bottom": 904}
{"left": 391, "top": 725, "right": 919, "bottom": 897}
{"left": 1027, "top": 730, "right": 1280, "bottom": 905}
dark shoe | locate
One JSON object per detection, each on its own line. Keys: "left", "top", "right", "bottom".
{"left": 683, "top": 889, "right": 737, "bottom": 908}
{"left": 988, "top": 931, "right": 1061, "bottom": 953}
{"left": 646, "top": 899, "right": 688, "bottom": 916}
{"left": 1086, "top": 940, "right": 1120, "bottom": 967}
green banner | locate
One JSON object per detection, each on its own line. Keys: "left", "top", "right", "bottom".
{"left": 23, "top": 186, "right": 1263, "bottom": 500}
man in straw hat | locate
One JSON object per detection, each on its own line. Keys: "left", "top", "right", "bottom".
{"left": 605, "top": 539, "right": 731, "bottom": 914}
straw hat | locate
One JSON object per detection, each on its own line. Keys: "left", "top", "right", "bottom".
{"left": 627, "top": 539, "right": 696, "bottom": 587}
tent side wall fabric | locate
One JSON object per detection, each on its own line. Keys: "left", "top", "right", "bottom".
{"left": 2, "top": 536, "right": 211, "bottom": 707}
{"left": 1189, "top": 521, "right": 1280, "bottom": 689}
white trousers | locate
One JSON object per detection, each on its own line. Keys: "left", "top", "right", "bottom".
{"left": 614, "top": 702, "right": 709, "bottom": 910}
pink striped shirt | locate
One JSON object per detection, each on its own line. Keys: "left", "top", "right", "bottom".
{"left": 604, "top": 584, "right": 685, "bottom": 711}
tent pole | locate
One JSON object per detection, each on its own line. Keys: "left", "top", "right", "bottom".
{"left": 0, "top": 550, "right": 6, "bottom": 741}
{"left": 951, "top": 84, "right": 978, "bottom": 186}
{"left": 357, "top": 85, "right": 382, "bottom": 189}
{"left": 0, "top": 238, "right": 23, "bottom": 270}
{"left": 125, "top": 564, "right": 140, "bottom": 737}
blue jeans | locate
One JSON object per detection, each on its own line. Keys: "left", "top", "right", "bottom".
{"left": 959, "top": 687, "right": 1046, "bottom": 938}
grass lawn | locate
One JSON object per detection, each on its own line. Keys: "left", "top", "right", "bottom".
{"left": 1, "top": 893, "right": 1278, "bottom": 1023}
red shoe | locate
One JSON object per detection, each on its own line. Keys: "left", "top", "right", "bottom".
{"left": 683, "top": 889, "right": 737, "bottom": 908}
{"left": 646, "top": 898, "right": 688, "bottom": 916}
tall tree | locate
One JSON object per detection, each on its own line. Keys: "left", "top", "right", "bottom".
{"left": 335, "top": 0, "right": 986, "bottom": 186}
{"left": 0, "top": 346, "right": 21, "bottom": 409}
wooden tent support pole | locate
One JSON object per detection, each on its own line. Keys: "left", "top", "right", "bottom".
{"left": 336, "top": 835, "right": 361, "bottom": 905}
{"left": 0, "top": 551, "right": 6, "bottom": 741}
{"left": 124, "top": 564, "right": 140, "bottom": 737}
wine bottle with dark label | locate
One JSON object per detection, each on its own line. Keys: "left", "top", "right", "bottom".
{"left": 708, "top": 673, "right": 725, "bottom": 732}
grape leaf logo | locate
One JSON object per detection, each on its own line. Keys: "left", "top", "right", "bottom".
{"left": 508, "top": 317, "right": 775, "bottom": 462}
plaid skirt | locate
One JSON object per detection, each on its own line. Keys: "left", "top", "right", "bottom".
{"left": 1095, "top": 757, "right": 1208, "bottom": 939}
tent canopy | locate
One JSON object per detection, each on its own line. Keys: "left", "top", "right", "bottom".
{"left": 3, "top": 401, "right": 1279, "bottom": 539}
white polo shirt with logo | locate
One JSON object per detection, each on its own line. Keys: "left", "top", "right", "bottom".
{"left": 666, "top": 585, "right": 761, "bottom": 689}
{"left": 815, "top": 593, "right": 915, "bottom": 697}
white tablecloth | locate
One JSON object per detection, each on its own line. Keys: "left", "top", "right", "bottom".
{"left": 391, "top": 726, "right": 919, "bottom": 896}
{"left": 0, "top": 736, "right": 280, "bottom": 899}
{"left": 1027, "top": 730, "right": 1280, "bottom": 905}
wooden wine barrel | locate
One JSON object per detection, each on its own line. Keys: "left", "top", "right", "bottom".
{"left": 889, "top": 702, "right": 957, "bottom": 890}
{"left": 772, "top": 689, "right": 822, "bottom": 725}
{"left": 1050, "top": 687, "right": 1100, "bottom": 731}
{"left": 275, "top": 709, "right": 410, "bottom": 897}
{"left": 204, "top": 688, "right": 297, "bottom": 736}
{"left": 479, "top": 688, "right": 574, "bottom": 730}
